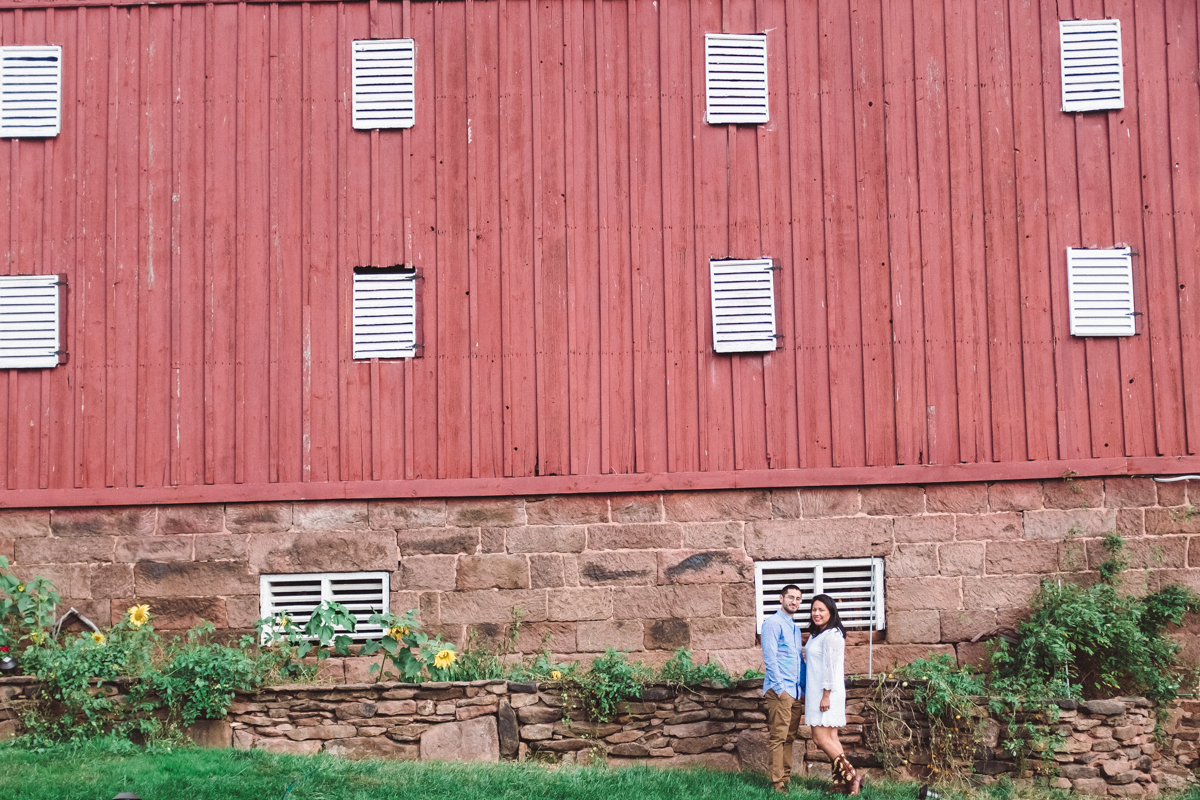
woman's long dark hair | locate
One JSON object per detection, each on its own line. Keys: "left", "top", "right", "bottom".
{"left": 806, "top": 594, "right": 848, "bottom": 639}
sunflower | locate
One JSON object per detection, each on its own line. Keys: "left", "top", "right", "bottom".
{"left": 15, "top": 585, "right": 23, "bottom": 593}
{"left": 433, "top": 648, "right": 456, "bottom": 670}
{"left": 276, "top": 616, "right": 291, "bottom": 628}
{"left": 550, "top": 670, "right": 562, "bottom": 681}
{"left": 28, "top": 630, "right": 45, "bottom": 645}
{"left": 387, "top": 625, "right": 410, "bottom": 640}
{"left": 127, "top": 604, "right": 151, "bottom": 628}
{"left": 90, "top": 632, "right": 105, "bottom": 644}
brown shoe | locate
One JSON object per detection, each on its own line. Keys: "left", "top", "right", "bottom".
{"left": 833, "top": 755, "right": 862, "bottom": 797}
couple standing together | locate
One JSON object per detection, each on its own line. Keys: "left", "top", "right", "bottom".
{"left": 761, "top": 585, "right": 862, "bottom": 796}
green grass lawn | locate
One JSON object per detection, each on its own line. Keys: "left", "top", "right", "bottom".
{"left": 0, "top": 740, "right": 931, "bottom": 800}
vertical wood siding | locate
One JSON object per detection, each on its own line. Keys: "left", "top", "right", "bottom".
{"left": 0, "top": 0, "right": 1197, "bottom": 499}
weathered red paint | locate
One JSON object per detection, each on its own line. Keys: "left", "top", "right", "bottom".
{"left": 0, "top": 0, "right": 1197, "bottom": 507}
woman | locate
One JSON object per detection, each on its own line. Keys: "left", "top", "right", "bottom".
{"left": 805, "top": 594, "right": 861, "bottom": 796}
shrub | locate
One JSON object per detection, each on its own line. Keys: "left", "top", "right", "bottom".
{"left": 657, "top": 648, "right": 734, "bottom": 689}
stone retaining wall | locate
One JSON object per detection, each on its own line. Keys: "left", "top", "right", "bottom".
{"left": 1, "top": 478, "right": 1195, "bottom": 672}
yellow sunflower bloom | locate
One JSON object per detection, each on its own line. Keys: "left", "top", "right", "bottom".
{"left": 387, "top": 626, "right": 410, "bottom": 640}
{"left": 29, "top": 631, "right": 45, "bottom": 645}
{"left": 433, "top": 648, "right": 456, "bottom": 670}
{"left": 15, "top": 585, "right": 23, "bottom": 592}
{"left": 127, "top": 604, "right": 150, "bottom": 628}
{"left": 276, "top": 616, "right": 291, "bottom": 628}
{"left": 90, "top": 632, "right": 105, "bottom": 644}
{"left": 550, "top": 670, "right": 562, "bottom": 681}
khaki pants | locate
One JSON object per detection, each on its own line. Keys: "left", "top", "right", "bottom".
{"left": 764, "top": 689, "right": 803, "bottom": 789}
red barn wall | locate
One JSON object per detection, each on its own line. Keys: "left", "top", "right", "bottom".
{"left": 0, "top": 0, "right": 1198, "bottom": 507}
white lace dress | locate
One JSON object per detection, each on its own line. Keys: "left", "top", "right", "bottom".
{"left": 803, "top": 628, "right": 847, "bottom": 727}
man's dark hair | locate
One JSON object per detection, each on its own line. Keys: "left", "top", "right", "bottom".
{"left": 778, "top": 584, "right": 802, "bottom": 596}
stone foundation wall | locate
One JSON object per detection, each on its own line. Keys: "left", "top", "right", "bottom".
{"left": 0, "top": 477, "right": 1195, "bottom": 672}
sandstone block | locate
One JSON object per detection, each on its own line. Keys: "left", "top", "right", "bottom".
{"left": 939, "top": 609, "right": 997, "bottom": 642}
{"left": 369, "top": 500, "right": 449, "bottom": 530}
{"left": 845, "top": 643, "right": 955, "bottom": 673}
{"left": 954, "top": 512, "right": 1023, "bottom": 541}
{"left": 861, "top": 486, "right": 925, "bottom": 516}
{"left": 674, "top": 733, "right": 726, "bottom": 754}
{"left": 708, "top": 648, "right": 764, "bottom": 675}
{"left": 324, "top": 738, "right": 418, "bottom": 760}
{"left": 256, "top": 738, "right": 321, "bottom": 755}
{"left": 89, "top": 564, "right": 135, "bottom": 598}
{"left": 397, "top": 528, "right": 479, "bottom": 556}
{"left": 926, "top": 483, "right": 988, "bottom": 514}
{"left": 506, "top": 526, "right": 587, "bottom": 554}
{"left": 193, "top": 535, "right": 249, "bottom": 562}
{"left": 1071, "top": 778, "right": 1110, "bottom": 796}
{"left": 397, "top": 555, "right": 457, "bottom": 590}
{"left": 610, "top": 494, "right": 664, "bottom": 523}
{"left": 768, "top": 490, "right": 802, "bottom": 519}
{"left": 456, "top": 555, "right": 530, "bottom": 590}
{"left": 987, "top": 481, "right": 1042, "bottom": 511}
{"left": 588, "top": 523, "right": 683, "bottom": 551}
{"left": 15, "top": 563, "right": 89, "bottom": 597}
{"left": 388, "top": 723, "right": 431, "bottom": 741}
{"left": 529, "top": 554, "right": 564, "bottom": 589}
{"left": 645, "top": 618, "right": 690, "bottom": 650}
{"left": 1085, "top": 700, "right": 1129, "bottom": 716}
{"left": 157, "top": 505, "right": 224, "bottom": 535}
{"left": 419, "top": 716, "right": 499, "bottom": 761}
{"left": 1116, "top": 509, "right": 1145, "bottom": 538}
{"left": 1089, "top": 537, "right": 1186, "bottom": 570}
{"left": 799, "top": 488, "right": 860, "bottom": 517}
{"left": 134, "top": 560, "right": 255, "bottom": 597}
{"left": 663, "top": 490, "right": 771, "bottom": 522}
{"left": 962, "top": 575, "right": 1040, "bottom": 609}
{"left": 985, "top": 541, "right": 1061, "bottom": 574}
{"left": 447, "top": 499, "right": 525, "bottom": 529}
{"left": 893, "top": 514, "right": 955, "bottom": 543}
{"left": 662, "top": 720, "right": 736, "bottom": 738}
{"left": 681, "top": 522, "right": 745, "bottom": 550}
{"left": 1105, "top": 479, "right": 1157, "bottom": 508}
{"left": 746, "top": 518, "right": 892, "bottom": 560}
{"left": 888, "top": 544, "right": 938, "bottom": 579}
{"left": 51, "top": 507, "right": 156, "bottom": 538}
{"left": 577, "top": 620, "right": 644, "bottom": 652}
{"left": 129, "top": 596, "right": 227, "bottom": 629}
{"left": 575, "top": 551, "right": 658, "bottom": 585}
{"left": 1061, "top": 765, "right": 1101, "bottom": 780}
{"left": 546, "top": 587, "right": 613, "bottom": 621}
{"left": 335, "top": 702, "right": 377, "bottom": 720}
{"left": 440, "top": 590, "right": 547, "bottom": 624}
{"left": 938, "top": 542, "right": 985, "bottom": 576}
{"left": 722, "top": 583, "right": 755, "bottom": 617}
{"left": 1043, "top": 477, "right": 1103, "bottom": 509}
{"left": 526, "top": 495, "right": 609, "bottom": 525}
{"left": 293, "top": 502, "right": 367, "bottom": 531}
{"left": 610, "top": 742, "right": 651, "bottom": 757}
{"left": 249, "top": 530, "right": 396, "bottom": 573}
{"left": 885, "top": 610, "right": 941, "bottom": 644}
{"left": 0, "top": 510, "right": 49, "bottom": 538}
{"left": 612, "top": 585, "right": 722, "bottom": 619}
{"left": 689, "top": 617, "right": 754, "bottom": 650}
{"left": 17, "top": 536, "right": 114, "bottom": 565}
{"left": 521, "top": 723, "right": 554, "bottom": 740}
{"left": 184, "top": 719, "right": 233, "bottom": 748}
{"left": 1023, "top": 509, "right": 1117, "bottom": 540}
{"left": 286, "top": 725, "right": 358, "bottom": 741}
{"left": 887, "top": 577, "right": 961, "bottom": 611}
{"left": 1145, "top": 508, "right": 1200, "bottom": 536}
{"left": 658, "top": 550, "right": 752, "bottom": 584}
{"left": 226, "top": 503, "right": 292, "bottom": 534}
{"left": 498, "top": 700, "right": 519, "bottom": 758}
{"left": 1102, "top": 759, "right": 1131, "bottom": 777}
{"left": 113, "top": 535, "right": 193, "bottom": 563}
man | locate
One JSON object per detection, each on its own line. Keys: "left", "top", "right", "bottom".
{"left": 761, "top": 583, "right": 806, "bottom": 793}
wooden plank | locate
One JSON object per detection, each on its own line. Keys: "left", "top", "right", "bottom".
{"left": 659, "top": 0, "right": 699, "bottom": 474}
{"left": 818, "top": 0, "right": 866, "bottom": 468}
{"left": 911, "top": 0, "right": 960, "bottom": 466}
{"left": 785, "top": 0, "right": 832, "bottom": 468}
{"left": 754, "top": 0, "right": 798, "bottom": 471}
{"left": 976, "top": 0, "right": 1026, "bottom": 462}
{"left": 1162, "top": 0, "right": 1198, "bottom": 453}
{"left": 1105, "top": 0, "right": 1154, "bottom": 458}
{"left": 848, "top": 0, "right": 897, "bottom": 467}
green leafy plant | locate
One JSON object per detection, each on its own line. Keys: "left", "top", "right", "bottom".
{"left": 0, "top": 556, "right": 59, "bottom": 652}
{"left": 570, "top": 649, "right": 653, "bottom": 722}
{"left": 152, "top": 622, "right": 263, "bottom": 727}
{"left": 657, "top": 648, "right": 734, "bottom": 688}
{"left": 359, "top": 609, "right": 457, "bottom": 682}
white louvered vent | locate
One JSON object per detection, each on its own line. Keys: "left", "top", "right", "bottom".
{"left": 260, "top": 572, "right": 390, "bottom": 643}
{"left": 710, "top": 258, "right": 777, "bottom": 353}
{"left": 755, "top": 558, "right": 885, "bottom": 635}
{"left": 1067, "top": 247, "right": 1135, "bottom": 337}
{"left": 1060, "top": 19, "right": 1123, "bottom": 112}
{"left": 0, "top": 274, "right": 61, "bottom": 369}
{"left": 352, "top": 38, "right": 416, "bottom": 130}
{"left": 0, "top": 45, "right": 62, "bottom": 138}
{"left": 353, "top": 268, "right": 417, "bottom": 359}
{"left": 704, "top": 33, "right": 768, "bottom": 124}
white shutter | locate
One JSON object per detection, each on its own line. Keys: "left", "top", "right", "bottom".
{"left": 1060, "top": 19, "right": 1123, "bottom": 112}
{"left": 704, "top": 33, "right": 768, "bottom": 124}
{"left": 260, "top": 571, "right": 390, "bottom": 643}
{"left": 352, "top": 38, "right": 415, "bottom": 130}
{"left": 754, "top": 558, "right": 885, "bottom": 634}
{"left": 353, "top": 269, "right": 417, "bottom": 359}
{"left": 1067, "top": 247, "right": 1135, "bottom": 337}
{"left": 710, "top": 258, "right": 776, "bottom": 353}
{"left": 0, "top": 274, "right": 61, "bottom": 369}
{"left": 0, "top": 45, "right": 62, "bottom": 138}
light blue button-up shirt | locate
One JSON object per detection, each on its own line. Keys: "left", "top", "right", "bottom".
{"left": 761, "top": 608, "right": 805, "bottom": 698}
